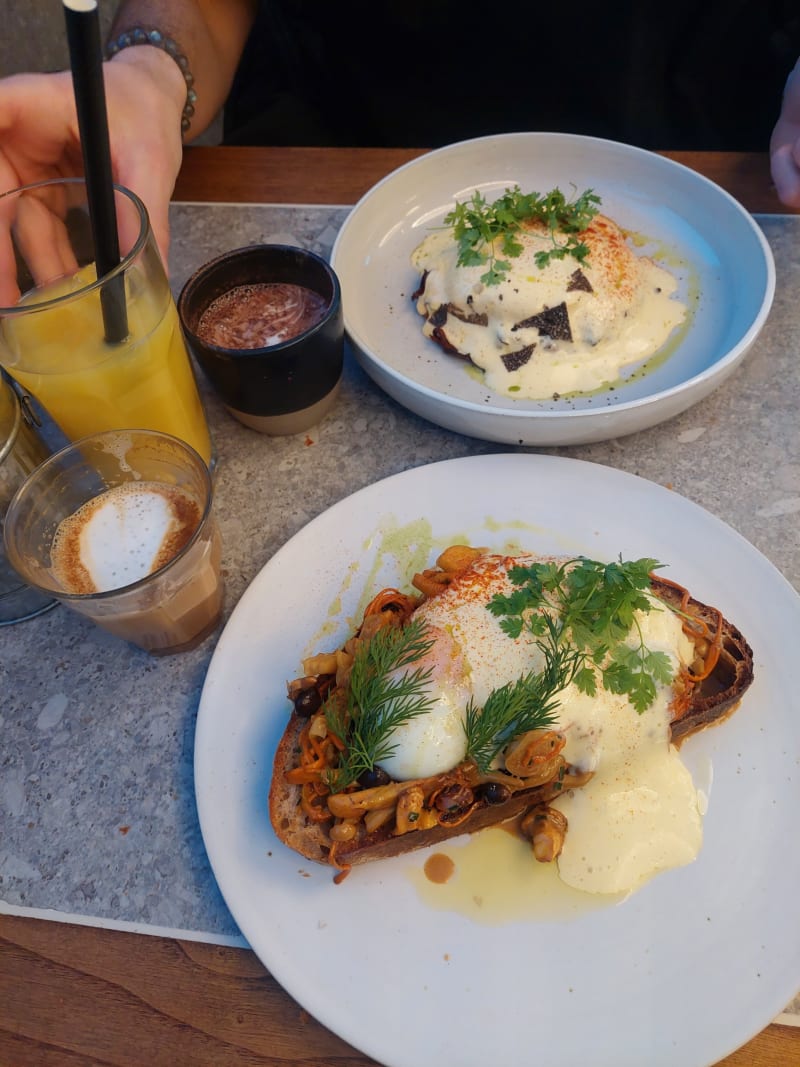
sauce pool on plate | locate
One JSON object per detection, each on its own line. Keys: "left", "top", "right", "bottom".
{"left": 410, "top": 824, "right": 627, "bottom": 924}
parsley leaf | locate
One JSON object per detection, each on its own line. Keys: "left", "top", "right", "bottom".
{"left": 443, "top": 185, "right": 601, "bottom": 286}
{"left": 487, "top": 556, "right": 674, "bottom": 713}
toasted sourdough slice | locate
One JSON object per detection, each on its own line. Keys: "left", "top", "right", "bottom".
{"left": 268, "top": 568, "right": 754, "bottom": 872}
{"left": 269, "top": 711, "right": 579, "bottom": 867}
{"left": 649, "top": 576, "right": 754, "bottom": 742}
{"left": 269, "top": 713, "right": 595, "bottom": 869}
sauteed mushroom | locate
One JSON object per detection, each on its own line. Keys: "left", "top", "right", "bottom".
{"left": 520, "top": 806, "right": 568, "bottom": 862}
{"left": 504, "top": 729, "right": 566, "bottom": 781}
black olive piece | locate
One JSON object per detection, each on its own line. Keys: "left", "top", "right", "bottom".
{"left": 294, "top": 686, "right": 322, "bottom": 718}
{"left": 479, "top": 781, "right": 512, "bottom": 805}
{"left": 358, "top": 765, "right": 392, "bottom": 789}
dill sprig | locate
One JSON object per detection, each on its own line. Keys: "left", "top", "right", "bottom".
{"left": 325, "top": 618, "right": 436, "bottom": 792}
{"left": 464, "top": 616, "right": 583, "bottom": 773}
{"left": 443, "top": 185, "right": 601, "bottom": 286}
{"left": 486, "top": 556, "right": 674, "bottom": 713}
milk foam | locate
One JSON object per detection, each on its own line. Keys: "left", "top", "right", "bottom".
{"left": 52, "top": 482, "right": 200, "bottom": 594}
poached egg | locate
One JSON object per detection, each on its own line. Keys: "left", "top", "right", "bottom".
{"left": 379, "top": 552, "right": 703, "bottom": 895}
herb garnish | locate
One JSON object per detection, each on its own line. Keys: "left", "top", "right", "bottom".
{"left": 323, "top": 555, "right": 672, "bottom": 793}
{"left": 443, "top": 185, "right": 601, "bottom": 286}
{"left": 324, "top": 618, "right": 437, "bottom": 792}
{"left": 464, "top": 616, "right": 583, "bottom": 773}
{"left": 486, "top": 557, "right": 674, "bottom": 713}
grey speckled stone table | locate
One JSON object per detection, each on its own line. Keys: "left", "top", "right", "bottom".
{"left": 2, "top": 202, "right": 798, "bottom": 1021}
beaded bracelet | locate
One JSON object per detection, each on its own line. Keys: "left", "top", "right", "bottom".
{"left": 105, "top": 27, "right": 197, "bottom": 136}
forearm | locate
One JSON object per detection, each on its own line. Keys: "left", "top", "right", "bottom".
{"left": 108, "top": 0, "right": 257, "bottom": 139}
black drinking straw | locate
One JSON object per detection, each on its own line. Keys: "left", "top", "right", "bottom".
{"left": 63, "top": 0, "right": 128, "bottom": 343}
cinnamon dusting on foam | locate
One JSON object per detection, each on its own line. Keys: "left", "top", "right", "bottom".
{"left": 51, "top": 482, "right": 201, "bottom": 594}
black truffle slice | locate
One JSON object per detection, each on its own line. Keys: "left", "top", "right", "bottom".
{"left": 501, "top": 345, "right": 535, "bottom": 372}
{"left": 512, "top": 302, "right": 572, "bottom": 342}
{"left": 446, "top": 303, "right": 489, "bottom": 326}
{"left": 567, "top": 268, "right": 593, "bottom": 293}
{"left": 411, "top": 270, "right": 429, "bottom": 301}
{"left": 428, "top": 304, "right": 448, "bottom": 327}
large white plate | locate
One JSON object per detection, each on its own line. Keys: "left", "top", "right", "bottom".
{"left": 330, "top": 133, "right": 775, "bottom": 445}
{"left": 195, "top": 454, "right": 799, "bottom": 1067}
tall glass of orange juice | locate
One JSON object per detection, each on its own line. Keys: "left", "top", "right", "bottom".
{"left": 0, "top": 177, "right": 212, "bottom": 466}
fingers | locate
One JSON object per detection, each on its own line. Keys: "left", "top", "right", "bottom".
{"left": 0, "top": 72, "right": 80, "bottom": 189}
{"left": 770, "top": 58, "right": 800, "bottom": 208}
{"left": 15, "top": 191, "right": 79, "bottom": 288}
{"left": 0, "top": 60, "right": 181, "bottom": 326}
{"left": 0, "top": 172, "right": 22, "bottom": 305}
{"left": 0, "top": 174, "right": 78, "bottom": 308}
{"left": 102, "top": 56, "right": 185, "bottom": 271}
{"left": 0, "top": 184, "right": 82, "bottom": 308}
{"left": 0, "top": 71, "right": 81, "bottom": 305}
{"left": 0, "top": 73, "right": 86, "bottom": 213}
{"left": 115, "top": 154, "right": 176, "bottom": 267}
{"left": 0, "top": 226, "right": 20, "bottom": 306}
{"left": 770, "top": 142, "right": 800, "bottom": 208}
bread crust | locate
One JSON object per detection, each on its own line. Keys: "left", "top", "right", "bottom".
{"left": 268, "top": 572, "right": 754, "bottom": 871}
{"left": 649, "top": 577, "right": 754, "bottom": 742}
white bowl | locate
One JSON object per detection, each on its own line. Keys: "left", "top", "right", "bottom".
{"left": 331, "top": 132, "right": 775, "bottom": 445}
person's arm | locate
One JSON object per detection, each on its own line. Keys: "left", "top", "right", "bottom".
{"left": 107, "top": 0, "right": 257, "bottom": 141}
{"left": 103, "top": 0, "right": 257, "bottom": 260}
{"left": 770, "top": 58, "right": 800, "bottom": 208}
{"left": 0, "top": 1, "right": 256, "bottom": 270}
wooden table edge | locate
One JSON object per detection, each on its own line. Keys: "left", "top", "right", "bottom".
{"left": 0, "top": 913, "right": 796, "bottom": 1066}
{"left": 173, "top": 145, "right": 797, "bottom": 216}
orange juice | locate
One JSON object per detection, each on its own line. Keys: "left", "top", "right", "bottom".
{"left": 0, "top": 265, "right": 212, "bottom": 465}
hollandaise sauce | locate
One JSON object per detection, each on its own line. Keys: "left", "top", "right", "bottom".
{"left": 412, "top": 215, "right": 689, "bottom": 400}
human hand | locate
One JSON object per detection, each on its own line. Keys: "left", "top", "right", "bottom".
{"left": 0, "top": 48, "right": 184, "bottom": 268}
{"left": 770, "top": 58, "right": 800, "bottom": 209}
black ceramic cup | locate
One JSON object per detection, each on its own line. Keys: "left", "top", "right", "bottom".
{"left": 178, "top": 244, "right": 343, "bottom": 435}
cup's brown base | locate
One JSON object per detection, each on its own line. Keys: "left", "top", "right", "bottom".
{"left": 145, "top": 608, "right": 223, "bottom": 657}
{"left": 225, "top": 379, "right": 340, "bottom": 436}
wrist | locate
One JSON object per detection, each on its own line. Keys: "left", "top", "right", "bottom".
{"left": 106, "top": 32, "right": 196, "bottom": 137}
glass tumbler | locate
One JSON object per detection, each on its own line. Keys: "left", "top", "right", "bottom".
{"left": 4, "top": 428, "right": 224, "bottom": 654}
{"left": 0, "top": 177, "right": 212, "bottom": 466}
{"left": 0, "top": 373, "right": 56, "bottom": 623}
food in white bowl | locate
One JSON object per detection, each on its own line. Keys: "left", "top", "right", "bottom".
{"left": 329, "top": 133, "right": 776, "bottom": 445}
{"left": 411, "top": 186, "right": 688, "bottom": 400}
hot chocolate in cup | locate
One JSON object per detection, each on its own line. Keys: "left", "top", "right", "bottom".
{"left": 178, "top": 244, "right": 344, "bottom": 435}
{"left": 3, "top": 429, "right": 224, "bottom": 655}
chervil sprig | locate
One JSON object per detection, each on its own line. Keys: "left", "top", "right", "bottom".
{"left": 486, "top": 556, "right": 674, "bottom": 713}
{"left": 443, "top": 185, "right": 601, "bottom": 286}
